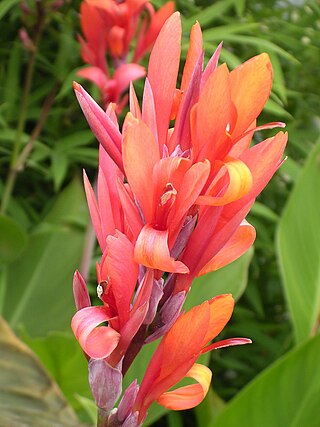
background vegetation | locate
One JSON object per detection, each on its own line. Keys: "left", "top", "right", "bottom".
{"left": 0, "top": 0, "right": 319, "bottom": 426}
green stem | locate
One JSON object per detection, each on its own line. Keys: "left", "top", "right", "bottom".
{"left": 97, "top": 408, "right": 108, "bottom": 427}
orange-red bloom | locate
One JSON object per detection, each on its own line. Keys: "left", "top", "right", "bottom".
{"left": 74, "top": 12, "right": 287, "bottom": 295}
{"left": 133, "top": 294, "right": 250, "bottom": 423}
{"left": 72, "top": 12, "right": 288, "bottom": 423}
{"left": 77, "top": 0, "right": 174, "bottom": 109}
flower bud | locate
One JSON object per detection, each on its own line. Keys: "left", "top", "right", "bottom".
{"left": 88, "top": 359, "right": 122, "bottom": 413}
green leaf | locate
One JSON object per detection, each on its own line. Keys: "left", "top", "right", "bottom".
{"left": 210, "top": 334, "right": 320, "bottom": 427}
{"left": 75, "top": 395, "right": 97, "bottom": 424}
{"left": 23, "top": 332, "right": 92, "bottom": 421}
{"left": 3, "top": 179, "right": 88, "bottom": 336}
{"left": 123, "top": 341, "right": 168, "bottom": 426}
{"left": 184, "top": 249, "right": 253, "bottom": 311}
{"left": 3, "top": 41, "right": 22, "bottom": 121}
{"left": 0, "top": 0, "right": 19, "bottom": 20}
{"left": 277, "top": 141, "right": 320, "bottom": 344}
{"left": 194, "top": 388, "right": 225, "bottom": 426}
{"left": 182, "top": 0, "right": 235, "bottom": 31}
{"left": 0, "top": 213, "right": 28, "bottom": 263}
{"left": 0, "top": 316, "right": 88, "bottom": 427}
{"left": 250, "top": 201, "right": 279, "bottom": 223}
{"left": 51, "top": 151, "right": 69, "bottom": 192}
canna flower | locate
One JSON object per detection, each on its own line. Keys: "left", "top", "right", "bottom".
{"left": 109, "top": 294, "right": 251, "bottom": 425}
{"left": 74, "top": 12, "right": 287, "bottom": 296}
{"left": 71, "top": 12, "right": 287, "bottom": 424}
{"left": 77, "top": 0, "right": 174, "bottom": 109}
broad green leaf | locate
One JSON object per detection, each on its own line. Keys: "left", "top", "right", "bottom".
{"left": 75, "top": 395, "right": 97, "bottom": 424}
{"left": 194, "top": 388, "right": 225, "bottom": 426}
{"left": 277, "top": 141, "right": 320, "bottom": 344}
{"left": 0, "top": 316, "right": 89, "bottom": 427}
{"left": 3, "top": 178, "right": 88, "bottom": 336}
{"left": 23, "top": 332, "right": 92, "bottom": 420}
{"left": 0, "top": 213, "right": 28, "bottom": 263}
{"left": 184, "top": 249, "right": 253, "bottom": 311}
{"left": 210, "top": 334, "right": 320, "bottom": 427}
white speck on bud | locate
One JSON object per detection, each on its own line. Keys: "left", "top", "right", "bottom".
{"left": 97, "top": 284, "right": 103, "bottom": 298}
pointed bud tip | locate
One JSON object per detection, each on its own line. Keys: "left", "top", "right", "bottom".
{"left": 73, "top": 81, "right": 81, "bottom": 92}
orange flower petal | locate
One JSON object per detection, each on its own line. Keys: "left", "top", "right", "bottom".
{"left": 134, "top": 224, "right": 189, "bottom": 273}
{"left": 203, "top": 294, "right": 234, "bottom": 345}
{"left": 230, "top": 53, "right": 273, "bottom": 139}
{"left": 157, "top": 363, "right": 212, "bottom": 410}
{"left": 123, "top": 116, "right": 159, "bottom": 223}
{"left": 193, "top": 63, "right": 231, "bottom": 161}
{"left": 197, "top": 220, "right": 256, "bottom": 275}
{"left": 147, "top": 12, "right": 181, "bottom": 148}
{"left": 180, "top": 22, "right": 203, "bottom": 92}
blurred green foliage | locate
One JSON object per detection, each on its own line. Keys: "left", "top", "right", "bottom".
{"left": 0, "top": 0, "right": 319, "bottom": 426}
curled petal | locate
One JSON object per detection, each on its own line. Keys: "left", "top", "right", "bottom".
{"left": 134, "top": 225, "right": 189, "bottom": 273}
{"left": 198, "top": 220, "right": 256, "bottom": 275}
{"left": 157, "top": 363, "right": 212, "bottom": 410}
{"left": 71, "top": 306, "right": 120, "bottom": 359}
{"left": 197, "top": 158, "right": 252, "bottom": 206}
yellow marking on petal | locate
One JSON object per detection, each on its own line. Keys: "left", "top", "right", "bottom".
{"left": 156, "top": 363, "right": 212, "bottom": 411}
{"left": 197, "top": 157, "right": 252, "bottom": 206}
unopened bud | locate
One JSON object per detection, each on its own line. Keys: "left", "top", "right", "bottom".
{"left": 73, "top": 270, "right": 91, "bottom": 310}
{"left": 145, "top": 291, "right": 186, "bottom": 343}
{"left": 117, "top": 380, "right": 139, "bottom": 423}
{"left": 89, "top": 359, "right": 122, "bottom": 413}
{"left": 171, "top": 215, "right": 197, "bottom": 259}
{"left": 143, "top": 279, "right": 164, "bottom": 325}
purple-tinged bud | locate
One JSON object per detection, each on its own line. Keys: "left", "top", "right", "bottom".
{"left": 145, "top": 291, "right": 186, "bottom": 343}
{"left": 19, "top": 28, "right": 36, "bottom": 53}
{"left": 88, "top": 359, "right": 122, "bottom": 413}
{"left": 123, "top": 412, "right": 140, "bottom": 427}
{"left": 73, "top": 270, "right": 91, "bottom": 310}
{"left": 117, "top": 380, "right": 139, "bottom": 423}
{"left": 51, "top": 0, "right": 64, "bottom": 10}
{"left": 171, "top": 215, "right": 197, "bottom": 259}
{"left": 143, "top": 279, "right": 164, "bottom": 325}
